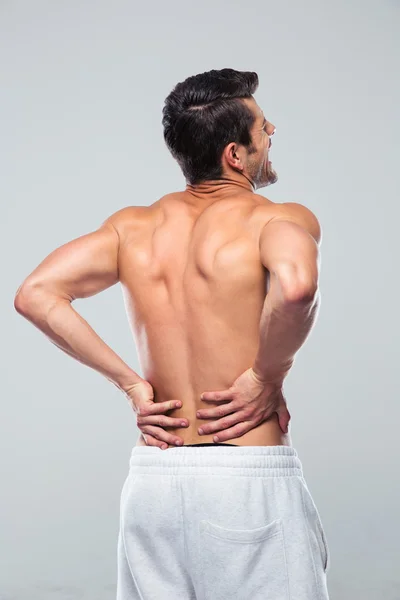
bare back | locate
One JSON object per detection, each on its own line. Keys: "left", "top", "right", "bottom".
{"left": 118, "top": 190, "right": 292, "bottom": 448}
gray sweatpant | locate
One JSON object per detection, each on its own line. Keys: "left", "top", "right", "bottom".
{"left": 116, "top": 445, "right": 330, "bottom": 599}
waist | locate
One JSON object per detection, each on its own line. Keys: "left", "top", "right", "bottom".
{"left": 136, "top": 413, "right": 292, "bottom": 449}
{"left": 128, "top": 444, "right": 302, "bottom": 477}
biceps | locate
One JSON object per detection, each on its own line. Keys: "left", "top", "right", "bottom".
{"left": 22, "top": 221, "right": 120, "bottom": 301}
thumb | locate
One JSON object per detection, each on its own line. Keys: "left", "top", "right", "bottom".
{"left": 276, "top": 406, "right": 291, "bottom": 434}
{"left": 125, "top": 380, "right": 154, "bottom": 413}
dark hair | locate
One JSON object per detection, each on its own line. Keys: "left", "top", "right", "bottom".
{"left": 162, "top": 68, "right": 259, "bottom": 185}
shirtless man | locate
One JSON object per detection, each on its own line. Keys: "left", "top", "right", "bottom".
{"left": 14, "top": 69, "right": 330, "bottom": 599}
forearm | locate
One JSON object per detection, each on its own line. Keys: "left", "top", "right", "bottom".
{"left": 15, "top": 288, "right": 142, "bottom": 393}
{"left": 252, "top": 272, "right": 320, "bottom": 385}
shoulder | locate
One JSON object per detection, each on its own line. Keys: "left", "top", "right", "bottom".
{"left": 254, "top": 199, "right": 322, "bottom": 245}
{"left": 275, "top": 202, "right": 322, "bottom": 245}
{"left": 103, "top": 205, "right": 151, "bottom": 228}
{"left": 102, "top": 203, "right": 164, "bottom": 244}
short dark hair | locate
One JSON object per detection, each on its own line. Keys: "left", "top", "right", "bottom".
{"left": 162, "top": 68, "right": 259, "bottom": 185}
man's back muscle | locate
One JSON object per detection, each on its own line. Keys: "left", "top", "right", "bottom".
{"left": 115, "top": 191, "right": 317, "bottom": 447}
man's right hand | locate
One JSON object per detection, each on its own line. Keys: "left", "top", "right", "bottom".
{"left": 196, "top": 368, "right": 291, "bottom": 442}
{"left": 123, "top": 379, "right": 188, "bottom": 450}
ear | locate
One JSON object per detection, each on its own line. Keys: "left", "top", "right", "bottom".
{"left": 222, "top": 142, "right": 245, "bottom": 173}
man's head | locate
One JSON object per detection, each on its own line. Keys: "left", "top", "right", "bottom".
{"left": 162, "top": 68, "right": 277, "bottom": 190}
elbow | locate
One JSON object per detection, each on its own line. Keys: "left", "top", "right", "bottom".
{"left": 14, "top": 283, "right": 66, "bottom": 320}
{"left": 284, "top": 283, "right": 319, "bottom": 304}
{"left": 275, "top": 264, "right": 319, "bottom": 304}
{"left": 14, "top": 294, "right": 24, "bottom": 315}
{"left": 14, "top": 284, "right": 36, "bottom": 316}
{"left": 14, "top": 282, "right": 51, "bottom": 317}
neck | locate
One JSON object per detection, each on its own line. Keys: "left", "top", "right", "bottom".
{"left": 185, "top": 173, "right": 254, "bottom": 199}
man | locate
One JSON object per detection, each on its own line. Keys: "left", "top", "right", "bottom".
{"left": 14, "top": 68, "right": 330, "bottom": 599}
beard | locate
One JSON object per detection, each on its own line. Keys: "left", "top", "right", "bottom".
{"left": 248, "top": 154, "right": 278, "bottom": 190}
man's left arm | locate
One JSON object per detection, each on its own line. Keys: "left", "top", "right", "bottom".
{"left": 14, "top": 211, "right": 141, "bottom": 392}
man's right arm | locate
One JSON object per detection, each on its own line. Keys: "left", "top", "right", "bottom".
{"left": 252, "top": 203, "right": 322, "bottom": 385}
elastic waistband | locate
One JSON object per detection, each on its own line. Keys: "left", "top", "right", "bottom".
{"left": 128, "top": 445, "right": 303, "bottom": 478}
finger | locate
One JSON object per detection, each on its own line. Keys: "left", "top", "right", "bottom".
{"left": 141, "top": 425, "right": 185, "bottom": 447}
{"left": 141, "top": 400, "right": 182, "bottom": 416}
{"left": 196, "top": 400, "right": 238, "bottom": 419}
{"left": 210, "top": 421, "right": 253, "bottom": 443}
{"left": 197, "top": 412, "right": 246, "bottom": 435}
{"left": 142, "top": 434, "right": 169, "bottom": 450}
{"left": 137, "top": 415, "right": 189, "bottom": 428}
{"left": 200, "top": 389, "right": 234, "bottom": 402}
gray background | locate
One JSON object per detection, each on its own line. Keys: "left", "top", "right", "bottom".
{"left": 2, "top": 0, "right": 399, "bottom": 598}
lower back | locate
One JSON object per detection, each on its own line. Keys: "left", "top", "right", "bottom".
{"left": 135, "top": 411, "right": 292, "bottom": 449}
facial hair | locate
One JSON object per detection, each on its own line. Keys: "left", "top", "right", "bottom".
{"left": 248, "top": 153, "right": 278, "bottom": 190}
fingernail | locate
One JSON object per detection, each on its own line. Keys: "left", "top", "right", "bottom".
{"left": 198, "top": 428, "right": 204, "bottom": 435}
{"left": 181, "top": 421, "right": 187, "bottom": 427}
{"left": 197, "top": 412, "right": 201, "bottom": 417}
{"left": 213, "top": 436, "right": 219, "bottom": 443}
{"left": 200, "top": 394, "right": 204, "bottom": 399}
{"left": 175, "top": 440, "right": 182, "bottom": 446}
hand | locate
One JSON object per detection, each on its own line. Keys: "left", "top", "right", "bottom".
{"left": 123, "top": 379, "right": 189, "bottom": 450}
{"left": 197, "top": 368, "right": 291, "bottom": 442}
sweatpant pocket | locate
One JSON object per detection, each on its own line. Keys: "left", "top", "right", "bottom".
{"left": 198, "top": 518, "right": 289, "bottom": 600}
{"left": 299, "top": 477, "right": 330, "bottom": 573}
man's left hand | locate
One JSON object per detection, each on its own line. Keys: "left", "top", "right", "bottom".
{"left": 196, "top": 368, "right": 291, "bottom": 442}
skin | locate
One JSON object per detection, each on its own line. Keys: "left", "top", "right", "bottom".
{"left": 134, "top": 96, "right": 293, "bottom": 448}
{"left": 15, "top": 96, "right": 320, "bottom": 450}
